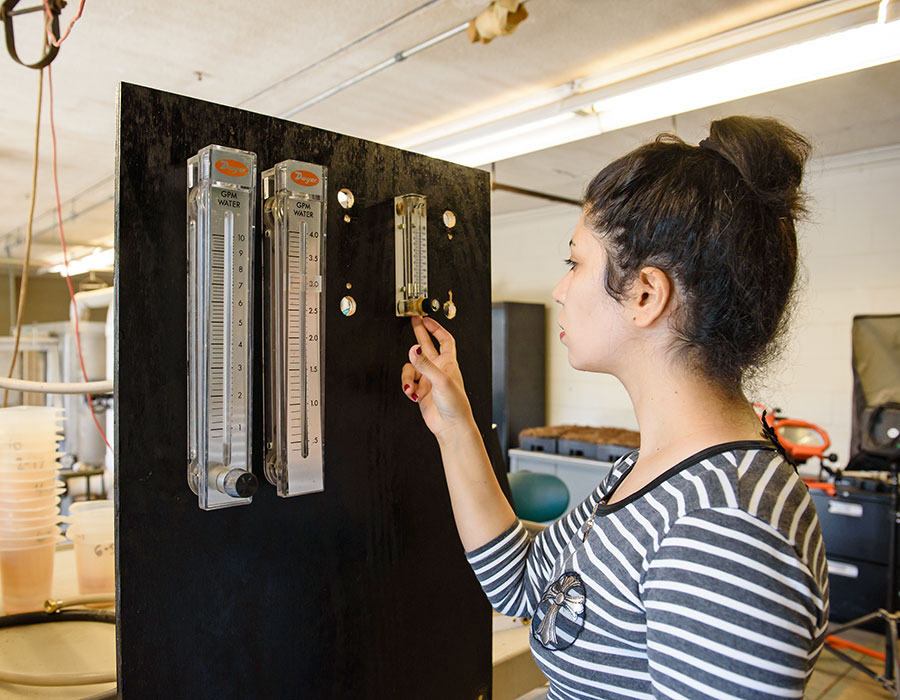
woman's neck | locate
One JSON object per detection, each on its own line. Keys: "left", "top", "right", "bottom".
{"left": 630, "top": 376, "right": 761, "bottom": 456}
{"left": 606, "top": 360, "right": 763, "bottom": 504}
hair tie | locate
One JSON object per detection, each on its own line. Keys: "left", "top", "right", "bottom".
{"left": 760, "top": 411, "right": 798, "bottom": 471}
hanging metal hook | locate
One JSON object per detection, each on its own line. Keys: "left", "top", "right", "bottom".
{"left": 1, "top": 0, "right": 65, "bottom": 69}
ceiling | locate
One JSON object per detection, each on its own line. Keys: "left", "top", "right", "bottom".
{"left": 1, "top": 0, "right": 898, "bottom": 270}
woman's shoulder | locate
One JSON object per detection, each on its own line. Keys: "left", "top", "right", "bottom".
{"left": 673, "top": 443, "right": 816, "bottom": 551}
{"left": 669, "top": 441, "right": 798, "bottom": 513}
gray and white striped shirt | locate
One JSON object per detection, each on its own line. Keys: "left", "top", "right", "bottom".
{"left": 467, "top": 441, "right": 829, "bottom": 699}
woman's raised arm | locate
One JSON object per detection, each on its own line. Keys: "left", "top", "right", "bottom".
{"left": 401, "top": 315, "right": 516, "bottom": 551}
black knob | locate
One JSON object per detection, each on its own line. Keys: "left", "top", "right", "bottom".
{"left": 223, "top": 469, "right": 258, "bottom": 499}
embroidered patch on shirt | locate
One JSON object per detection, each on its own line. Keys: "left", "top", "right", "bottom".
{"left": 532, "top": 571, "right": 586, "bottom": 651}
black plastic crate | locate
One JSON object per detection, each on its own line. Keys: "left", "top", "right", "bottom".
{"left": 519, "top": 435, "right": 558, "bottom": 453}
{"left": 557, "top": 439, "right": 597, "bottom": 459}
{"left": 595, "top": 444, "right": 635, "bottom": 463}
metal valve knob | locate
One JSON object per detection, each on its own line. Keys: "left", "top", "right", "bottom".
{"left": 212, "top": 467, "right": 259, "bottom": 499}
{"left": 443, "top": 291, "right": 457, "bottom": 320}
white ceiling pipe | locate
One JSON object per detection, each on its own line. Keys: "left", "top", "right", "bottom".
{"left": 69, "top": 286, "right": 113, "bottom": 324}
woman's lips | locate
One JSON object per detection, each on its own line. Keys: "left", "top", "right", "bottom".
{"left": 559, "top": 331, "right": 565, "bottom": 340}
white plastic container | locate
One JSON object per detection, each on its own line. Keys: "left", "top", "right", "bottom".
{"left": 0, "top": 472, "right": 60, "bottom": 489}
{"left": 0, "top": 537, "right": 60, "bottom": 613}
{"left": 67, "top": 524, "right": 114, "bottom": 596}
{"left": 0, "top": 522, "right": 61, "bottom": 539}
{"left": 0, "top": 491, "right": 63, "bottom": 508}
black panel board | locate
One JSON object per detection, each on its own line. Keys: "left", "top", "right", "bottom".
{"left": 115, "top": 83, "right": 496, "bottom": 699}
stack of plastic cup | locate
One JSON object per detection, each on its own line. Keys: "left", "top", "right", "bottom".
{"left": 0, "top": 406, "right": 65, "bottom": 614}
{"left": 65, "top": 500, "right": 114, "bottom": 596}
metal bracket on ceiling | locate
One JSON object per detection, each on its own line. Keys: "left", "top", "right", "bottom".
{"left": 1, "top": 0, "right": 64, "bottom": 70}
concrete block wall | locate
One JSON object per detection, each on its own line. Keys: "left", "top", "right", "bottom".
{"left": 491, "top": 144, "right": 900, "bottom": 468}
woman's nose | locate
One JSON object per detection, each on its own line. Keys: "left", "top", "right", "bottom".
{"left": 552, "top": 274, "right": 568, "bottom": 305}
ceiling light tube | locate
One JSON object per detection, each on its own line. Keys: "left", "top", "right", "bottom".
{"left": 414, "top": 16, "right": 900, "bottom": 167}
{"left": 48, "top": 247, "right": 115, "bottom": 277}
{"left": 590, "top": 18, "right": 900, "bottom": 133}
{"left": 423, "top": 112, "right": 578, "bottom": 162}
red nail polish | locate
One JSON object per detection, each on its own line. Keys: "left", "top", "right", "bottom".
{"left": 403, "top": 384, "right": 410, "bottom": 391}
{"left": 411, "top": 393, "right": 418, "bottom": 401}
{"left": 416, "top": 347, "right": 422, "bottom": 355}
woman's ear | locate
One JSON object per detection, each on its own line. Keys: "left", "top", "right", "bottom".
{"left": 629, "top": 266, "right": 672, "bottom": 327}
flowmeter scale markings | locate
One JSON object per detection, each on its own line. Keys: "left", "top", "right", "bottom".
{"left": 263, "top": 160, "right": 326, "bottom": 497}
{"left": 395, "top": 193, "right": 428, "bottom": 317}
{"left": 187, "top": 145, "right": 258, "bottom": 510}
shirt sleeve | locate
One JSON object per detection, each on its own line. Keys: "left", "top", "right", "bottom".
{"left": 465, "top": 486, "right": 606, "bottom": 618}
{"left": 641, "top": 507, "right": 828, "bottom": 699}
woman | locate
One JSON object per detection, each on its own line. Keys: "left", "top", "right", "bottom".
{"left": 401, "top": 116, "right": 828, "bottom": 699}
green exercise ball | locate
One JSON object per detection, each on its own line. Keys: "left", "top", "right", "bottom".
{"left": 507, "top": 471, "right": 570, "bottom": 523}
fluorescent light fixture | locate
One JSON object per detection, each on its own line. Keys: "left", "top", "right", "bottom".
{"left": 424, "top": 113, "right": 578, "bottom": 163}
{"left": 589, "top": 19, "right": 900, "bottom": 133}
{"left": 412, "top": 15, "right": 900, "bottom": 167}
{"left": 48, "top": 247, "right": 115, "bottom": 277}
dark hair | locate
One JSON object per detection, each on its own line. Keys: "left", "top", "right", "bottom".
{"left": 583, "top": 116, "right": 811, "bottom": 392}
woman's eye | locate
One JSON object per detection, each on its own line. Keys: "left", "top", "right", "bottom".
{"left": 563, "top": 258, "right": 577, "bottom": 270}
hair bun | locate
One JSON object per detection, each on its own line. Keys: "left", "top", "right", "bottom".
{"left": 701, "top": 116, "right": 811, "bottom": 217}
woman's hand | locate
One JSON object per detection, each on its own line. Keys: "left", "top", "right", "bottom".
{"left": 402, "top": 316, "right": 517, "bottom": 550}
{"left": 401, "top": 316, "right": 475, "bottom": 442}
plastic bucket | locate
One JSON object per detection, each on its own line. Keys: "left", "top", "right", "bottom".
{"left": 0, "top": 530, "right": 62, "bottom": 549}
{"left": 68, "top": 524, "right": 114, "bottom": 596}
{"left": 0, "top": 491, "right": 63, "bottom": 508}
{"left": 0, "top": 503, "right": 59, "bottom": 519}
{"left": 0, "top": 521, "right": 60, "bottom": 538}
{"left": 0, "top": 472, "right": 60, "bottom": 490}
{"left": 0, "top": 537, "right": 59, "bottom": 614}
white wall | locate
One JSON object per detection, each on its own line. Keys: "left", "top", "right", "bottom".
{"left": 491, "top": 144, "right": 900, "bottom": 466}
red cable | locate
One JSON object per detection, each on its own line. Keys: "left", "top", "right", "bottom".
{"left": 43, "top": 0, "right": 86, "bottom": 47}
{"left": 47, "top": 63, "right": 112, "bottom": 452}
{"left": 825, "top": 635, "right": 886, "bottom": 661}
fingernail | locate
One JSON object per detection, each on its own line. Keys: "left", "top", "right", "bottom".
{"left": 403, "top": 384, "right": 410, "bottom": 391}
{"left": 411, "top": 393, "right": 418, "bottom": 401}
{"left": 416, "top": 347, "right": 422, "bottom": 355}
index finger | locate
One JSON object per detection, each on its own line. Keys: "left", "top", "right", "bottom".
{"left": 421, "top": 316, "right": 457, "bottom": 359}
{"left": 411, "top": 315, "right": 439, "bottom": 360}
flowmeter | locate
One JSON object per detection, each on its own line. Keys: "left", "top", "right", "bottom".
{"left": 187, "top": 145, "right": 259, "bottom": 510}
{"left": 262, "top": 160, "right": 326, "bottom": 497}
{"left": 394, "top": 194, "right": 429, "bottom": 316}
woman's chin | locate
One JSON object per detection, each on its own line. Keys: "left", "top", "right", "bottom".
{"left": 566, "top": 351, "right": 586, "bottom": 372}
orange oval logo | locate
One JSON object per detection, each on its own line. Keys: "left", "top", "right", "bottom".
{"left": 215, "top": 158, "right": 248, "bottom": 178}
{"left": 291, "top": 170, "right": 319, "bottom": 187}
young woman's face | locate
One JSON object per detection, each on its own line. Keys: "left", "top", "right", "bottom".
{"left": 552, "top": 214, "right": 633, "bottom": 374}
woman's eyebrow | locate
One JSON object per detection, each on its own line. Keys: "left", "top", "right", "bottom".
{"left": 569, "top": 238, "right": 575, "bottom": 247}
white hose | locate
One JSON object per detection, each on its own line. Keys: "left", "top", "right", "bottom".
{"left": 0, "top": 377, "right": 112, "bottom": 394}
{"left": 0, "top": 596, "right": 117, "bottom": 687}
{"left": 0, "top": 668, "right": 116, "bottom": 686}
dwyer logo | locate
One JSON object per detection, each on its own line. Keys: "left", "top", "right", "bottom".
{"left": 214, "top": 158, "right": 248, "bottom": 178}
{"left": 291, "top": 170, "right": 319, "bottom": 187}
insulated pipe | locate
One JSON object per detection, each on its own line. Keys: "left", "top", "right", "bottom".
{"left": 0, "top": 377, "right": 112, "bottom": 394}
{"left": 69, "top": 286, "right": 113, "bottom": 323}
{"left": 280, "top": 20, "right": 469, "bottom": 118}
